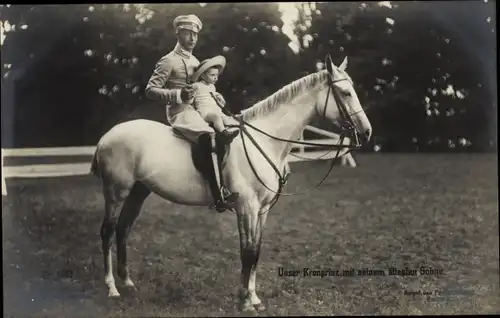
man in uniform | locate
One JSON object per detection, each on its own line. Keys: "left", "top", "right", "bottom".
{"left": 145, "top": 14, "right": 239, "bottom": 212}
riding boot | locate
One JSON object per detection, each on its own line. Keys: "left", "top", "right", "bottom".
{"left": 215, "top": 129, "right": 240, "bottom": 212}
{"left": 198, "top": 133, "right": 238, "bottom": 213}
{"left": 212, "top": 132, "right": 240, "bottom": 212}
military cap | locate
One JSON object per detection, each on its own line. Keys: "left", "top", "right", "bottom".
{"left": 173, "top": 14, "right": 202, "bottom": 33}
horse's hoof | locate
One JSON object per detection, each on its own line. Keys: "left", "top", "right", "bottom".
{"left": 253, "top": 303, "right": 266, "bottom": 312}
{"left": 124, "top": 283, "right": 137, "bottom": 292}
{"left": 108, "top": 290, "right": 121, "bottom": 298}
{"left": 241, "top": 302, "right": 257, "bottom": 314}
{"left": 123, "top": 279, "right": 136, "bottom": 288}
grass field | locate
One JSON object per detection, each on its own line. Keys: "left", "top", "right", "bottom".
{"left": 2, "top": 153, "right": 499, "bottom": 317}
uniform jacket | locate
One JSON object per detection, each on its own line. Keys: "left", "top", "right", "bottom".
{"left": 144, "top": 43, "right": 214, "bottom": 142}
{"left": 145, "top": 43, "right": 200, "bottom": 106}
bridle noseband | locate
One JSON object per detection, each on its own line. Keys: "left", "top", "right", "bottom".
{"left": 322, "top": 76, "right": 362, "bottom": 147}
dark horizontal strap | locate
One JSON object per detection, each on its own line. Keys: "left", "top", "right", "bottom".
{"left": 226, "top": 122, "right": 359, "bottom": 150}
{"left": 209, "top": 90, "right": 358, "bottom": 150}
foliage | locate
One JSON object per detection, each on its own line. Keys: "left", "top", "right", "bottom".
{"left": 0, "top": 2, "right": 496, "bottom": 151}
{"left": 293, "top": 1, "right": 496, "bottom": 152}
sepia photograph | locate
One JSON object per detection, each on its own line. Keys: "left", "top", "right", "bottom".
{"left": 1, "top": 1, "right": 498, "bottom": 316}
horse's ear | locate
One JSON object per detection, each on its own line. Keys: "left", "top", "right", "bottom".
{"left": 325, "top": 54, "right": 343, "bottom": 79}
{"left": 325, "top": 54, "right": 334, "bottom": 75}
{"left": 339, "top": 56, "right": 348, "bottom": 71}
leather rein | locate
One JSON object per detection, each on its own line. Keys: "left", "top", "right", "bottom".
{"left": 211, "top": 76, "right": 363, "bottom": 215}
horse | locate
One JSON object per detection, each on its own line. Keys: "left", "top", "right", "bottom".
{"left": 90, "top": 55, "right": 372, "bottom": 312}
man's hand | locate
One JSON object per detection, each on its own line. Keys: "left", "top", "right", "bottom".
{"left": 180, "top": 85, "right": 195, "bottom": 102}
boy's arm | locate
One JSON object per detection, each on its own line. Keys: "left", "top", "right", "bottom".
{"left": 213, "top": 91, "right": 226, "bottom": 107}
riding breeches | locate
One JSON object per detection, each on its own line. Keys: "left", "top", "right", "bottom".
{"left": 166, "top": 103, "right": 215, "bottom": 144}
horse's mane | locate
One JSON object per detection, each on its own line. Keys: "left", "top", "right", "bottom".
{"left": 240, "top": 70, "right": 330, "bottom": 121}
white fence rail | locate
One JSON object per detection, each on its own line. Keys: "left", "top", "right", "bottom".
{"left": 289, "top": 126, "right": 356, "bottom": 165}
{"left": 2, "top": 146, "right": 97, "bottom": 157}
{"left": 1, "top": 125, "right": 356, "bottom": 185}
{"left": 2, "top": 149, "right": 6, "bottom": 195}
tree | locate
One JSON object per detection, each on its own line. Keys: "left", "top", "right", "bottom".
{"left": 292, "top": 1, "right": 496, "bottom": 152}
{"left": 1, "top": 3, "right": 296, "bottom": 147}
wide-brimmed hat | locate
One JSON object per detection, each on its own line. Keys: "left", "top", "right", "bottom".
{"left": 173, "top": 14, "right": 202, "bottom": 33}
{"left": 191, "top": 55, "right": 226, "bottom": 82}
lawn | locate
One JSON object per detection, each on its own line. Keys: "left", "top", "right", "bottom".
{"left": 2, "top": 153, "right": 499, "bottom": 317}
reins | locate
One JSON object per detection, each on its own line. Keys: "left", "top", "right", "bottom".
{"left": 210, "top": 76, "right": 362, "bottom": 215}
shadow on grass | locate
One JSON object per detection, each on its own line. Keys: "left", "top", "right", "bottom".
{"left": 2, "top": 154, "right": 498, "bottom": 316}
{"left": 2, "top": 178, "right": 109, "bottom": 316}
{"left": 2, "top": 176, "right": 243, "bottom": 316}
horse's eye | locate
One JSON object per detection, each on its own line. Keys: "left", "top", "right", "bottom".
{"left": 343, "top": 91, "right": 352, "bottom": 97}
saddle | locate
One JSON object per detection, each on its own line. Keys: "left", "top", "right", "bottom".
{"left": 191, "top": 131, "right": 232, "bottom": 181}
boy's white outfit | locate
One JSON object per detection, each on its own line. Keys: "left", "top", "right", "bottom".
{"left": 192, "top": 81, "right": 231, "bottom": 125}
{"left": 190, "top": 55, "right": 233, "bottom": 127}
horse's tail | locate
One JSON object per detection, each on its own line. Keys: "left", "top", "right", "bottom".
{"left": 90, "top": 147, "right": 100, "bottom": 177}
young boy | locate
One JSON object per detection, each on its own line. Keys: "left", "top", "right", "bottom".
{"left": 190, "top": 55, "right": 239, "bottom": 142}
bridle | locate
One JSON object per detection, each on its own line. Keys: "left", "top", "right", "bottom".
{"left": 212, "top": 68, "right": 366, "bottom": 215}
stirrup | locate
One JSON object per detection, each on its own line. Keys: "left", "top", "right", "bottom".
{"left": 215, "top": 199, "right": 238, "bottom": 213}
{"left": 209, "top": 188, "right": 239, "bottom": 213}
{"left": 209, "top": 200, "right": 235, "bottom": 213}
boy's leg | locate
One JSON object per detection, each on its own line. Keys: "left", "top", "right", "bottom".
{"left": 204, "top": 112, "right": 225, "bottom": 132}
{"left": 215, "top": 115, "right": 239, "bottom": 143}
{"left": 203, "top": 111, "right": 239, "bottom": 143}
{"left": 199, "top": 108, "right": 239, "bottom": 144}
{"left": 222, "top": 114, "right": 239, "bottom": 127}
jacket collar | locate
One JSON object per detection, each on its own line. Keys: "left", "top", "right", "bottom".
{"left": 173, "top": 42, "right": 192, "bottom": 59}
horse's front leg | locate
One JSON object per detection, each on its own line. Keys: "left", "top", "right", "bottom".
{"left": 237, "top": 200, "right": 270, "bottom": 313}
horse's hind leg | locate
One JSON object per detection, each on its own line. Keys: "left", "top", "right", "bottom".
{"left": 101, "top": 181, "right": 131, "bottom": 298}
{"left": 115, "top": 181, "right": 151, "bottom": 289}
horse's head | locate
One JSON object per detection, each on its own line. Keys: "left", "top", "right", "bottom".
{"left": 315, "top": 54, "right": 372, "bottom": 145}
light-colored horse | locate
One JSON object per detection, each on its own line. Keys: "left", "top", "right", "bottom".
{"left": 90, "top": 55, "right": 372, "bottom": 312}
